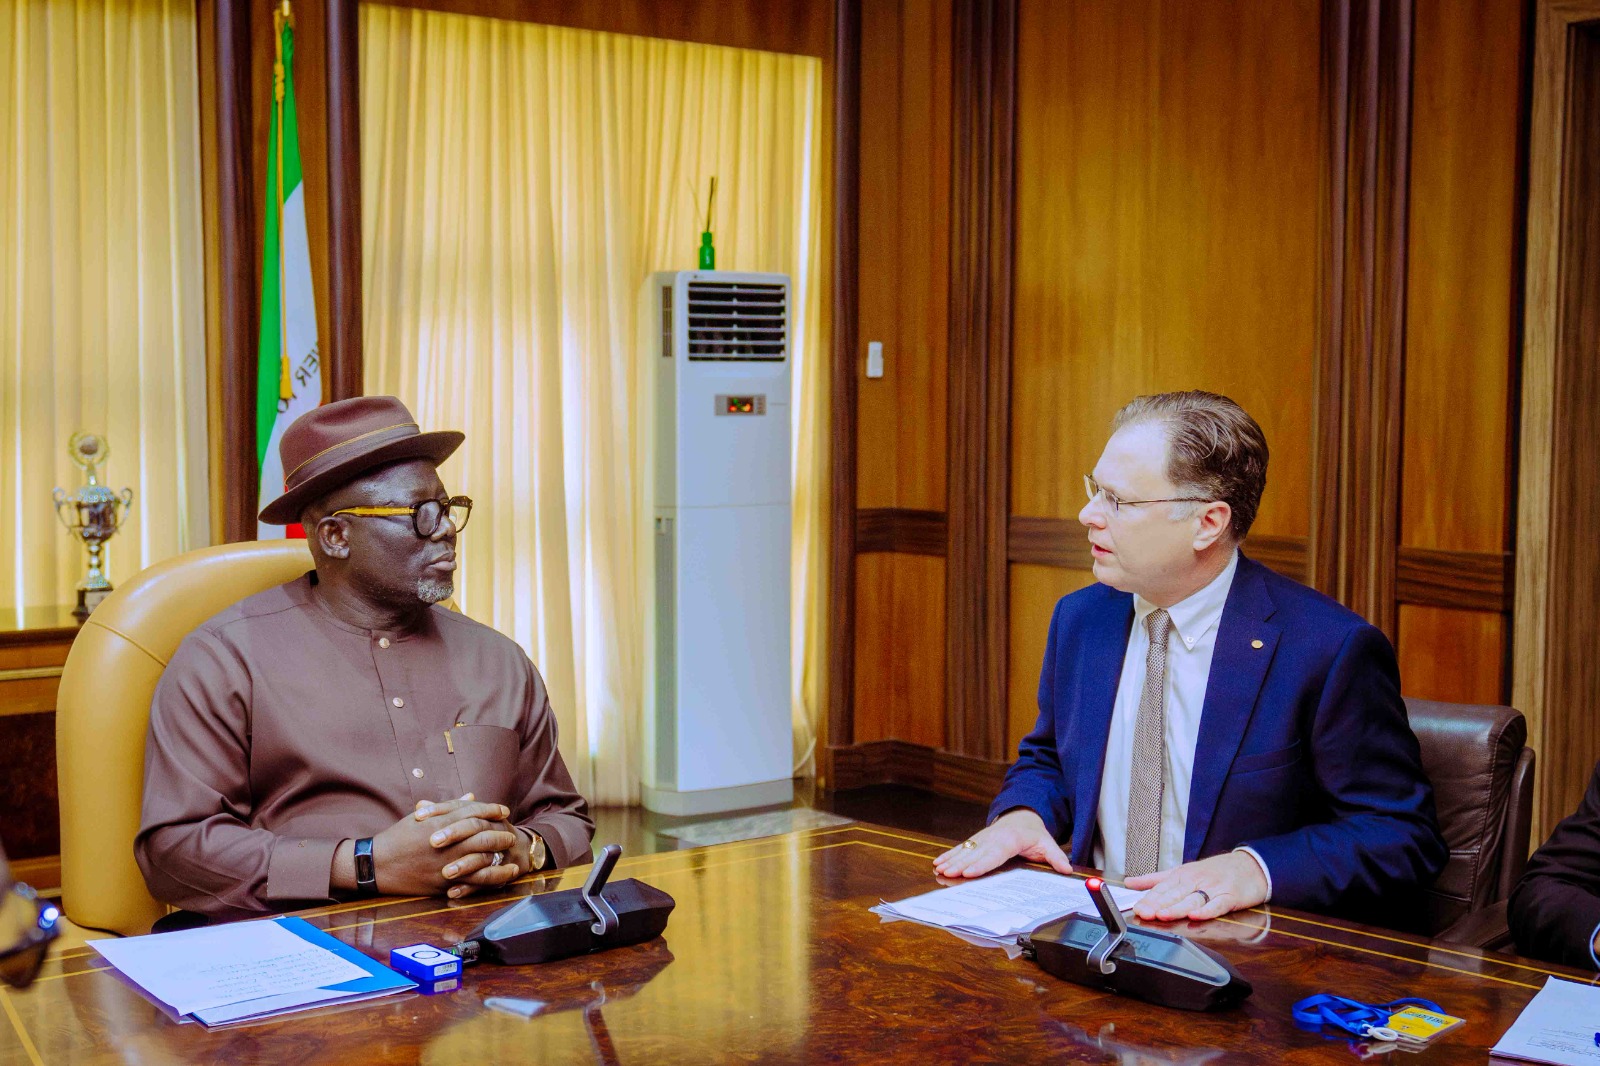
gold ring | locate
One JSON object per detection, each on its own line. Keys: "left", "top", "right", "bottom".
{"left": 962, "top": 839, "right": 977, "bottom": 850}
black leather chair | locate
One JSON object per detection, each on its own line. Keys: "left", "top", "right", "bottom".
{"left": 1405, "top": 698, "right": 1534, "bottom": 945}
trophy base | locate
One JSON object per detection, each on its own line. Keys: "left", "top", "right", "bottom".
{"left": 74, "top": 586, "right": 112, "bottom": 618}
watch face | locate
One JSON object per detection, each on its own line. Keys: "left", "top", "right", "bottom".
{"left": 355, "top": 839, "right": 377, "bottom": 890}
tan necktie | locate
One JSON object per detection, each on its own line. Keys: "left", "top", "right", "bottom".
{"left": 1124, "top": 608, "right": 1172, "bottom": 878}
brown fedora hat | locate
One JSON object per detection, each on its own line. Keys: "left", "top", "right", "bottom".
{"left": 258, "top": 396, "right": 464, "bottom": 525}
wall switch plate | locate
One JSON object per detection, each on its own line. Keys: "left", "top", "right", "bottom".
{"left": 866, "top": 341, "right": 884, "bottom": 378}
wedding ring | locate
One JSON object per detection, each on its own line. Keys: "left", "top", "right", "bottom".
{"left": 1190, "top": 888, "right": 1211, "bottom": 906}
{"left": 962, "top": 839, "right": 978, "bottom": 850}
{"left": 490, "top": 851, "right": 505, "bottom": 867}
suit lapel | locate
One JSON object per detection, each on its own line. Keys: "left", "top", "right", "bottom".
{"left": 1070, "top": 593, "right": 1134, "bottom": 864}
{"left": 1183, "top": 555, "right": 1281, "bottom": 861}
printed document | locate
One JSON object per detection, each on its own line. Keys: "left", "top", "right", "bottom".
{"left": 91, "top": 919, "right": 371, "bottom": 1017}
{"left": 874, "top": 869, "right": 1145, "bottom": 940}
{"left": 1492, "top": 976, "right": 1600, "bottom": 1065}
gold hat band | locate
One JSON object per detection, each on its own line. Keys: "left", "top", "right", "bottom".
{"left": 284, "top": 421, "right": 419, "bottom": 484}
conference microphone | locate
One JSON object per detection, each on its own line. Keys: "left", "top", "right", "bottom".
{"left": 1019, "top": 877, "right": 1253, "bottom": 1012}
{"left": 452, "top": 844, "right": 676, "bottom": 967}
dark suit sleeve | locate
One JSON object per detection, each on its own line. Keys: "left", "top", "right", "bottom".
{"left": 1509, "top": 762, "right": 1600, "bottom": 971}
{"left": 988, "top": 599, "right": 1073, "bottom": 838}
{"left": 1239, "top": 624, "right": 1446, "bottom": 911}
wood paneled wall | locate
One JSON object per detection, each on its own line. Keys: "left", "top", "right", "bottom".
{"left": 1013, "top": 1, "right": 1321, "bottom": 536}
{"left": 1517, "top": 1, "right": 1600, "bottom": 840}
{"left": 1397, "top": 0, "right": 1525, "bottom": 703}
{"left": 847, "top": 0, "right": 953, "bottom": 756}
{"left": 855, "top": 0, "right": 952, "bottom": 516}
{"left": 201, "top": 0, "right": 834, "bottom": 541}
{"left": 1539, "top": 16, "right": 1600, "bottom": 839}
{"left": 829, "top": 0, "right": 1535, "bottom": 808}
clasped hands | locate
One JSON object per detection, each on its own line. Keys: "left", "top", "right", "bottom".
{"left": 932, "top": 808, "right": 1268, "bottom": 922}
{"left": 341, "top": 792, "right": 532, "bottom": 900}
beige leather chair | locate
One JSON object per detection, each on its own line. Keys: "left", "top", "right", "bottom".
{"left": 1407, "top": 698, "right": 1535, "bottom": 940}
{"left": 55, "top": 540, "right": 313, "bottom": 936}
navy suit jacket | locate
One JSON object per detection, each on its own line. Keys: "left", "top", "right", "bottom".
{"left": 990, "top": 554, "right": 1446, "bottom": 918}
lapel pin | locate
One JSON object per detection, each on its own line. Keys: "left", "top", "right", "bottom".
{"left": 1251, "top": 639, "right": 1264, "bottom": 649}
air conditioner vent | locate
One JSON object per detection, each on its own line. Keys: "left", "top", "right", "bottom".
{"left": 685, "top": 281, "right": 787, "bottom": 361}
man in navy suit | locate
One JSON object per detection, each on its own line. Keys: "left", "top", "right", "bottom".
{"left": 935, "top": 391, "right": 1445, "bottom": 924}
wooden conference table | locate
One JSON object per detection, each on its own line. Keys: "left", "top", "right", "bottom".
{"left": 0, "top": 822, "right": 1589, "bottom": 1064}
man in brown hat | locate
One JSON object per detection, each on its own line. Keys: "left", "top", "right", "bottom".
{"left": 135, "top": 396, "right": 594, "bottom": 921}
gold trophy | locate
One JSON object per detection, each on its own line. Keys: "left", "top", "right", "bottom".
{"left": 52, "top": 432, "right": 134, "bottom": 617}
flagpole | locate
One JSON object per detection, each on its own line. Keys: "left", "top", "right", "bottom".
{"left": 274, "top": 0, "right": 292, "bottom": 406}
{"left": 255, "top": 0, "right": 322, "bottom": 536}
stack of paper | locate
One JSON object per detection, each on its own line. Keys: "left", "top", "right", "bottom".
{"left": 874, "top": 869, "right": 1146, "bottom": 941}
{"left": 1491, "top": 976, "right": 1600, "bottom": 1065}
{"left": 91, "top": 916, "right": 415, "bottom": 1028}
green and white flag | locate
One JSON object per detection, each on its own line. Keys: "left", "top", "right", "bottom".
{"left": 256, "top": 4, "right": 321, "bottom": 538}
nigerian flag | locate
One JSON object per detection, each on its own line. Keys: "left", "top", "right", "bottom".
{"left": 256, "top": 5, "right": 321, "bottom": 538}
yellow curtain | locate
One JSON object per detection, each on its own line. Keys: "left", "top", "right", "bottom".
{"left": 0, "top": 0, "right": 210, "bottom": 610}
{"left": 360, "top": 7, "right": 827, "bottom": 805}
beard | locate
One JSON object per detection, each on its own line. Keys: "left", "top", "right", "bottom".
{"left": 416, "top": 578, "right": 454, "bottom": 604}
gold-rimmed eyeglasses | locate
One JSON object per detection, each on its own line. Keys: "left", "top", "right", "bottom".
{"left": 331, "top": 496, "right": 473, "bottom": 538}
{"left": 1083, "top": 474, "right": 1210, "bottom": 515}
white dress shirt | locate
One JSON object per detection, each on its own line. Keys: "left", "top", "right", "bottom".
{"left": 1094, "top": 551, "right": 1238, "bottom": 880}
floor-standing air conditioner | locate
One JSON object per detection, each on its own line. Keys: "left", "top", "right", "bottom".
{"left": 641, "top": 270, "right": 793, "bottom": 816}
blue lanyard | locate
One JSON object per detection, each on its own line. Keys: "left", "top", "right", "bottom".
{"left": 1292, "top": 993, "right": 1445, "bottom": 1041}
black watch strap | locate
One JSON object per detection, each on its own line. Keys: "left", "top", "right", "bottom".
{"left": 353, "top": 837, "right": 378, "bottom": 896}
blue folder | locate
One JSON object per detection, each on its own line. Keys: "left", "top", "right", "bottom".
{"left": 188, "top": 916, "right": 417, "bottom": 1028}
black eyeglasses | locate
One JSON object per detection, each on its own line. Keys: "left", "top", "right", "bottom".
{"left": 1084, "top": 474, "right": 1211, "bottom": 515}
{"left": 0, "top": 883, "right": 61, "bottom": 990}
{"left": 331, "top": 496, "right": 473, "bottom": 538}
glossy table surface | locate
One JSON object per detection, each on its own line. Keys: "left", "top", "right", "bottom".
{"left": 1, "top": 823, "right": 1589, "bottom": 1064}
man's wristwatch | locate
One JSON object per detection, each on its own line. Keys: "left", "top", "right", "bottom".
{"left": 353, "top": 837, "right": 378, "bottom": 896}
{"left": 518, "top": 827, "right": 548, "bottom": 872}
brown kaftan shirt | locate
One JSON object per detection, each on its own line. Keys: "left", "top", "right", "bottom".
{"left": 135, "top": 573, "right": 594, "bottom": 920}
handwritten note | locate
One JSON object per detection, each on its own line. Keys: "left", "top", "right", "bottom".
{"left": 91, "top": 919, "right": 368, "bottom": 1016}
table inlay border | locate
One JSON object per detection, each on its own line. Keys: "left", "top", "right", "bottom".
{"left": 0, "top": 987, "right": 44, "bottom": 1066}
{"left": 21, "top": 818, "right": 1591, "bottom": 1066}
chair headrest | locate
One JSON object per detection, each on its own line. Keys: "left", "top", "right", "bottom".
{"left": 82, "top": 539, "right": 314, "bottom": 665}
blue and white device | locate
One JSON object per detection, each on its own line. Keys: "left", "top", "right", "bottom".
{"left": 389, "top": 943, "right": 463, "bottom": 983}
{"left": 641, "top": 270, "right": 793, "bottom": 816}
